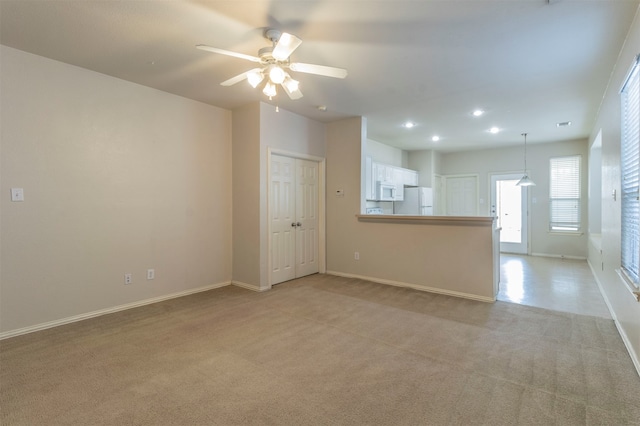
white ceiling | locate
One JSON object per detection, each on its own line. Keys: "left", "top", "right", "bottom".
{"left": 1, "top": 0, "right": 638, "bottom": 152}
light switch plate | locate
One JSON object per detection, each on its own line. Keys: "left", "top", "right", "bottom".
{"left": 11, "top": 188, "right": 24, "bottom": 202}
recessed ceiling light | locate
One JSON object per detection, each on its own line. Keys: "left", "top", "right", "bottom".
{"left": 489, "top": 127, "right": 500, "bottom": 134}
{"left": 556, "top": 121, "right": 571, "bottom": 127}
{"left": 403, "top": 121, "right": 415, "bottom": 129}
{"left": 472, "top": 109, "right": 484, "bottom": 117}
{"left": 432, "top": 135, "right": 440, "bottom": 142}
{"left": 317, "top": 105, "right": 327, "bottom": 112}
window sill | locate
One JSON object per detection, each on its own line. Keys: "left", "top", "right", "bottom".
{"left": 548, "top": 231, "right": 584, "bottom": 237}
{"left": 616, "top": 269, "right": 640, "bottom": 302}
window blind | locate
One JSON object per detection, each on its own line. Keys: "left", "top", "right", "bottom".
{"left": 549, "top": 156, "right": 581, "bottom": 231}
{"left": 621, "top": 58, "right": 640, "bottom": 285}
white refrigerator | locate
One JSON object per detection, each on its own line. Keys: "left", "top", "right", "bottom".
{"left": 395, "top": 187, "right": 433, "bottom": 215}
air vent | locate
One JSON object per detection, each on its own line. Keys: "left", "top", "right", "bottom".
{"left": 556, "top": 121, "right": 572, "bottom": 127}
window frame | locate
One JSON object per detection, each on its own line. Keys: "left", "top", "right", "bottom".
{"left": 620, "top": 55, "right": 640, "bottom": 289}
{"left": 549, "top": 155, "right": 582, "bottom": 233}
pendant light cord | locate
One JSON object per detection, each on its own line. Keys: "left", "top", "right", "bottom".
{"left": 522, "top": 132, "right": 528, "bottom": 173}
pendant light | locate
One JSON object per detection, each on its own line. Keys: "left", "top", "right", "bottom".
{"left": 516, "top": 132, "right": 536, "bottom": 186}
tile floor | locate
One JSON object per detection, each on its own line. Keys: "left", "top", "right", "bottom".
{"left": 497, "top": 254, "right": 612, "bottom": 318}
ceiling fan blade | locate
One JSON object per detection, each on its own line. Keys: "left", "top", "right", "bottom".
{"left": 272, "top": 32, "right": 302, "bottom": 61}
{"left": 289, "top": 62, "right": 348, "bottom": 79}
{"left": 196, "top": 45, "right": 261, "bottom": 63}
{"left": 221, "top": 68, "right": 262, "bottom": 86}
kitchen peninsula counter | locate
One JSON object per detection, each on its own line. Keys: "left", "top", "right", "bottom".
{"left": 356, "top": 214, "right": 494, "bottom": 226}
{"left": 333, "top": 214, "right": 500, "bottom": 302}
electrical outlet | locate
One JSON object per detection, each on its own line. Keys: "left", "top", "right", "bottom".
{"left": 147, "top": 269, "right": 155, "bottom": 280}
{"left": 354, "top": 251, "right": 360, "bottom": 260}
{"left": 124, "top": 273, "right": 132, "bottom": 285}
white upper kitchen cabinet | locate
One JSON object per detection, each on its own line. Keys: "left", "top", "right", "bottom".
{"left": 393, "top": 168, "right": 404, "bottom": 201}
{"left": 366, "top": 159, "right": 419, "bottom": 201}
{"left": 403, "top": 169, "right": 418, "bottom": 187}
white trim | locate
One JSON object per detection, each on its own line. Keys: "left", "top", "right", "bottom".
{"left": 530, "top": 252, "right": 587, "bottom": 260}
{"left": 616, "top": 268, "right": 640, "bottom": 301}
{"left": 232, "top": 280, "right": 270, "bottom": 292}
{"left": 587, "top": 260, "right": 640, "bottom": 378}
{"left": 619, "top": 52, "right": 640, "bottom": 94}
{"left": 267, "top": 147, "right": 325, "bottom": 163}
{"left": 0, "top": 281, "right": 231, "bottom": 340}
{"left": 326, "top": 270, "right": 495, "bottom": 303}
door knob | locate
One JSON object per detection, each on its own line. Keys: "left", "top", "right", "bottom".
{"left": 296, "top": 222, "right": 302, "bottom": 227}
{"left": 291, "top": 222, "right": 297, "bottom": 227}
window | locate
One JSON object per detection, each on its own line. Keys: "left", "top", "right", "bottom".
{"left": 549, "top": 155, "right": 581, "bottom": 232}
{"left": 621, "top": 56, "right": 640, "bottom": 287}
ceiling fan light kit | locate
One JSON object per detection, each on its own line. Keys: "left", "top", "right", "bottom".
{"left": 263, "top": 81, "right": 277, "bottom": 98}
{"left": 268, "top": 65, "right": 286, "bottom": 84}
{"left": 247, "top": 71, "right": 264, "bottom": 88}
{"left": 197, "top": 28, "right": 347, "bottom": 101}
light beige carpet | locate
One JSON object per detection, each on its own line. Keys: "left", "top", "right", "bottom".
{"left": 2, "top": 274, "right": 640, "bottom": 425}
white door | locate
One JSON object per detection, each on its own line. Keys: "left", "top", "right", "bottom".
{"left": 445, "top": 175, "right": 478, "bottom": 216}
{"left": 270, "top": 154, "right": 319, "bottom": 285}
{"left": 295, "top": 159, "right": 319, "bottom": 278}
{"left": 270, "top": 155, "right": 296, "bottom": 284}
{"left": 490, "top": 173, "right": 529, "bottom": 254}
{"left": 434, "top": 174, "right": 444, "bottom": 215}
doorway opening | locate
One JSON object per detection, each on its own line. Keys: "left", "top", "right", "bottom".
{"left": 490, "top": 173, "right": 529, "bottom": 254}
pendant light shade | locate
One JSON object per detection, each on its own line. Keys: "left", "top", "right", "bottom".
{"left": 516, "top": 174, "right": 535, "bottom": 187}
{"left": 516, "top": 133, "right": 536, "bottom": 187}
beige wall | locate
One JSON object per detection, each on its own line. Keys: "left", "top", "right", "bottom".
{"left": 588, "top": 6, "right": 640, "bottom": 372}
{"left": 231, "top": 102, "right": 326, "bottom": 291}
{"left": 258, "top": 103, "right": 326, "bottom": 289}
{"left": 0, "top": 46, "right": 233, "bottom": 335}
{"left": 327, "top": 118, "right": 496, "bottom": 301}
{"left": 408, "top": 149, "right": 437, "bottom": 187}
{"left": 366, "top": 138, "right": 406, "bottom": 167}
{"left": 437, "top": 139, "right": 589, "bottom": 258}
{"left": 231, "top": 103, "right": 261, "bottom": 288}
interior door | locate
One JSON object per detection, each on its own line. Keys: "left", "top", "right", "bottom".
{"left": 445, "top": 175, "right": 478, "bottom": 216}
{"left": 434, "top": 174, "right": 444, "bottom": 215}
{"left": 490, "top": 173, "right": 529, "bottom": 254}
{"left": 270, "top": 155, "right": 296, "bottom": 284}
{"left": 295, "top": 159, "right": 319, "bottom": 277}
{"left": 270, "top": 154, "right": 319, "bottom": 285}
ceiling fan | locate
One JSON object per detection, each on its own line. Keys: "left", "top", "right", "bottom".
{"left": 196, "top": 29, "right": 347, "bottom": 100}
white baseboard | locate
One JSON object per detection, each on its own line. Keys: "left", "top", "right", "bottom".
{"left": 530, "top": 252, "right": 587, "bottom": 260}
{"left": 325, "top": 270, "right": 495, "bottom": 303}
{"left": 0, "top": 281, "right": 231, "bottom": 340}
{"left": 587, "top": 259, "right": 640, "bottom": 378}
{"left": 232, "top": 280, "right": 270, "bottom": 292}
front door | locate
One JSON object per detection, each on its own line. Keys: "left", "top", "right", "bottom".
{"left": 490, "top": 173, "right": 529, "bottom": 254}
{"left": 270, "top": 154, "right": 319, "bottom": 285}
